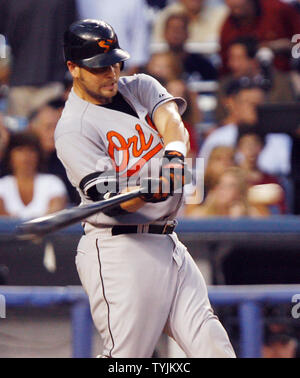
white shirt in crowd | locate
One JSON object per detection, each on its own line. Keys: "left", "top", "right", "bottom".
{"left": 151, "top": 0, "right": 229, "bottom": 46}
{"left": 0, "top": 174, "right": 67, "bottom": 220}
{"left": 199, "top": 123, "right": 292, "bottom": 176}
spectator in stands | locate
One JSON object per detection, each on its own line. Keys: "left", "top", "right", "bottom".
{"left": 216, "top": 36, "right": 295, "bottom": 122}
{"left": 198, "top": 78, "right": 292, "bottom": 177}
{"left": 28, "top": 98, "right": 79, "bottom": 205}
{"left": 146, "top": 0, "right": 168, "bottom": 10}
{"left": 145, "top": 51, "right": 183, "bottom": 83}
{"left": 184, "top": 145, "right": 235, "bottom": 216}
{"left": 292, "top": 0, "right": 300, "bottom": 13}
{"left": 166, "top": 78, "right": 201, "bottom": 157}
{"left": 0, "top": 114, "right": 10, "bottom": 170}
{"left": 162, "top": 13, "right": 218, "bottom": 82}
{"left": 220, "top": 0, "right": 300, "bottom": 74}
{"left": 185, "top": 166, "right": 267, "bottom": 218}
{"left": 0, "top": 132, "right": 67, "bottom": 219}
{"left": 76, "top": 0, "right": 150, "bottom": 75}
{"left": 29, "top": 99, "right": 64, "bottom": 164}
{"left": 0, "top": 0, "right": 78, "bottom": 118}
{"left": 263, "top": 334, "right": 297, "bottom": 358}
{"left": 62, "top": 71, "right": 73, "bottom": 102}
{"left": 236, "top": 126, "right": 286, "bottom": 214}
{"left": 151, "top": 0, "right": 228, "bottom": 50}
{"left": 203, "top": 146, "right": 236, "bottom": 194}
{"left": 0, "top": 45, "right": 11, "bottom": 112}
{"left": 262, "top": 323, "right": 298, "bottom": 358}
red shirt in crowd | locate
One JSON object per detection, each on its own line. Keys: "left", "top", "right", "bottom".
{"left": 220, "top": 0, "right": 300, "bottom": 73}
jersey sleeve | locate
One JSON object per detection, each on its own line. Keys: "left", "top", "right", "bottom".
{"left": 55, "top": 131, "right": 115, "bottom": 198}
{"left": 132, "top": 74, "right": 187, "bottom": 120}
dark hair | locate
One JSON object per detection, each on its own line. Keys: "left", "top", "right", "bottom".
{"left": 63, "top": 70, "right": 73, "bottom": 89}
{"left": 230, "top": 0, "right": 262, "bottom": 20}
{"left": 165, "top": 12, "right": 189, "bottom": 31}
{"left": 264, "top": 322, "right": 296, "bottom": 347}
{"left": 2, "top": 131, "right": 43, "bottom": 174}
{"left": 236, "top": 123, "right": 266, "bottom": 146}
{"left": 229, "top": 36, "right": 258, "bottom": 59}
{"left": 225, "top": 76, "right": 266, "bottom": 96}
{"left": 28, "top": 97, "right": 65, "bottom": 123}
{"left": 46, "top": 97, "right": 65, "bottom": 110}
{"left": 251, "top": 0, "right": 262, "bottom": 17}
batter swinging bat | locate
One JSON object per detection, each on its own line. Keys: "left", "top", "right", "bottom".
{"left": 17, "top": 187, "right": 143, "bottom": 240}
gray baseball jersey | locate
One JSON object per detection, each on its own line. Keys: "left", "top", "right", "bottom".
{"left": 55, "top": 74, "right": 186, "bottom": 227}
{"left": 55, "top": 73, "right": 236, "bottom": 358}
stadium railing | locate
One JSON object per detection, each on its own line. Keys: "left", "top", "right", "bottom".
{"left": 0, "top": 284, "right": 300, "bottom": 358}
{"left": 0, "top": 216, "right": 299, "bottom": 357}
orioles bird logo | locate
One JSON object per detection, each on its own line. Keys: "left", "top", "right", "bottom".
{"left": 98, "top": 39, "right": 114, "bottom": 53}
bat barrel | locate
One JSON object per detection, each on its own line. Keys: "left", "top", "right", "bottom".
{"left": 16, "top": 187, "right": 143, "bottom": 240}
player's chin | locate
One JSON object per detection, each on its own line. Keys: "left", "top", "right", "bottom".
{"left": 100, "top": 89, "right": 117, "bottom": 100}
{"left": 101, "top": 83, "right": 118, "bottom": 95}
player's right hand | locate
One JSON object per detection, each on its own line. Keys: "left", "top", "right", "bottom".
{"left": 139, "top": 176, "right": 170, "bottom": 203}
{"left": 139, "top": 151, "right": 192, "bottom": 203}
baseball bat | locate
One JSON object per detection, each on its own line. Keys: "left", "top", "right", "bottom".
{"left": 16, "top": 187, "right": 143, "bottom": 240}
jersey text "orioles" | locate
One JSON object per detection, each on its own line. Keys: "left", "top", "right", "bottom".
{"left": 106, "top": 124, "right": 163, "bottom": 176}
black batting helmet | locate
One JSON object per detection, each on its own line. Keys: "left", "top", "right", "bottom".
{"left": 63, "top": 19, "right": 130, "bottom": 69}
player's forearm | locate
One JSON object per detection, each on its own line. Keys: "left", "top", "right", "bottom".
{"left": 162, "top": 119, "right": 190, "bottom": 154}
{"left": 119, "top": 186, "right": 146, "bottom": 212}
{"left": 120, "top": 197, "right": 145, "bottom": 212}
{"left": 153, "top": 101, "right": 190, "bottom": 155}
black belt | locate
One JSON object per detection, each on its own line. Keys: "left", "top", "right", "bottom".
{"left": 111, "top": 223, "right": 176, "bottom": 236}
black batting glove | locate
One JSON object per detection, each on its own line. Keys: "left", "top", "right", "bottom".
{"left": 161, "top": 150, "right": 192, "bottom": 195}
{"left": 139, "top": 150, "right": 192, "bottom": 203}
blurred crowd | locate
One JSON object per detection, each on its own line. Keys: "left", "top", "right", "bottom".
{"left": 0, "top": 0, "right": 300, "bottom": 219}
{"left": 0, "top": 0, "right": 300, "bottom": 359}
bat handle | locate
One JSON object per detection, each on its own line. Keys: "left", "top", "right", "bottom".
{"left": 139, "top": 177, "right": 160, "bottom": 194}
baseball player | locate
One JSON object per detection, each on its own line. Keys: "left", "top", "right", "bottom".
{"left": 55, "top": 19, "right": 236, "bottom": 358}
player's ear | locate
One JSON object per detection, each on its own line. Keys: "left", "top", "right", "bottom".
{"left": 67, "top": 61, "right": 80, "bottom": 79}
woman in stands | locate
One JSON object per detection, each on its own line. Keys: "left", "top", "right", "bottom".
{"left": 186, "top": 166, "right": 270, "bottom": 218}
{"left": 0, "top": 132, "right": 67, "bottom": 219}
